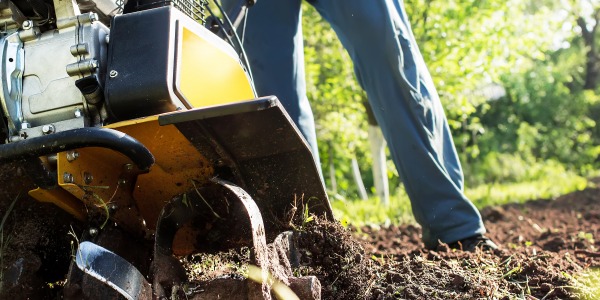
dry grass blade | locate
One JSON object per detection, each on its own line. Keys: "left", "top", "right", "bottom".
{"left": 246, "top": 265, "right": 299, "bottom": 300}
{"left": 191, "top": 180, "right": 221, "bottom": 219}
{"left": 0, "top": 194, "right": 18, "bottom": 238}
{"left": 0, "top": 194, "right": 19, "bottom": 283}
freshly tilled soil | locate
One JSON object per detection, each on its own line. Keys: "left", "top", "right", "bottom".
{"left": 1, "top": 160, "right": 599, "bottom": 299}
{"left": 308, "top": 181, "right": 600, "bottom": 299}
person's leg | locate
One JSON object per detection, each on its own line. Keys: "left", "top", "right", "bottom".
{"left": 309, "top": 0, "right": 485, "bottom": 248}
{"left": 222, "top": 0, "right": 321, "bottom": 167}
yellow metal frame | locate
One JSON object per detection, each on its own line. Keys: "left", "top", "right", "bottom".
{"left": 29, "top": 187, "right": 86, "bottom": 220}
{"left": 47, "top": 117, "right": 213, "bottom": 231}
{"left": 28, "top": 11, "right": 255, "bottom": 236}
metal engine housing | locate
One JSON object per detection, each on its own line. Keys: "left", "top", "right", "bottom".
{"left": 0, "top": 12, "right": 109, "bottom": 142}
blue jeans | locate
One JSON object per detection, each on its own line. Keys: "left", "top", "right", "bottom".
{"left": 224, "top": 0, "right": 485, "bottom": 248}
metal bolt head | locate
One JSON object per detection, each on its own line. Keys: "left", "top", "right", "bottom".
{"left": 109, "top": 70, "right": 118, "bottom": 78}
{"left": 83, "top": 172, "right": 93, "bottom": 184}
{"left": 22, "top": 20, "right": 33, "bottom": 30}
{"left": 123, "top": 163, "right": 134, "bottom": 171}
{"left": 63, "top": 172, "right": 74, "bottom": 183}
{"left": 89, "top": 228, "right": 98, "bottom": 237}
{"left": 74, "top": 109, "right": 83, "bottom": 118}
{"left": 90, "top": 59, "right": 99, "bottom": 70}
{"left": 66, "top": 150, "right": 79, "bottom": 162}
{"left": 41, "top": 124, "right": 55, "bottom": 134}
{"left": 89, "top": 13, "right": 99, "bottom": 23}
{"left": 108, "top": 203, "right": 118, "bottom": 212}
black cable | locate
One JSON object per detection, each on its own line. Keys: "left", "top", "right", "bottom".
{"left": 204, "top": 4, "right": 238, "bottom": 54}
{"left": 0, "top": 128, "right": 155, "bottom": 171}
{"left": 211, "top": 0, "right": 255, "bottom": 90}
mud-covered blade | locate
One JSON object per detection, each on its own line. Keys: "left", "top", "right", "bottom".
{"left": 76, "top": 241, "right": 152, "bottom": 300}
{"left": 159, "top": 96, "right": 333, "bottom": 241}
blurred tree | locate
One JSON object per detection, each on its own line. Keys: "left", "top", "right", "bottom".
{"left": 568, "top": 0, "right": 600, "bottom": 90}
{"left": 301, "top": 0, "right": 599, "bottom": 197}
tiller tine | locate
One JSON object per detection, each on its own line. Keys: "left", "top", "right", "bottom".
{"left": 69, "top": 97, "right": 329, "bottom": 299}
{"left": 151, "top": 178, "right": 272, "bottom": 299}
{"left": 158, "top": 96, "right": 334, "bottom": 242}
{"left": 71, "top": 179, "right": 273, "bottom": 299}
{"left": 75, "top": 241, "right": 152, "bottom": 300}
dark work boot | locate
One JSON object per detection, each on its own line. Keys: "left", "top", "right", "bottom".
{"left": 447, "top": 235, "right": 498, "bottom": 252}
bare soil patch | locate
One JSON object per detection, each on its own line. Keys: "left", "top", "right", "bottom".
{"left": 0, "top": 163, "right": 76, "bottom": 299}
{"left": 342, "top": 180, "right": 600, "bottom": 299}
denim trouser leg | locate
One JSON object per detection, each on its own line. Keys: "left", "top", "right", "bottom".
{"left": 223, "top": 0, "right": 322, "bottom": 167}
{"left": 226, "top": 0, "right": 486, "bottom": 248}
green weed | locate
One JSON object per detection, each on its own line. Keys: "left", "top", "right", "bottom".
{"left": 78, "top": 184, "right": 112, "bottom": 229}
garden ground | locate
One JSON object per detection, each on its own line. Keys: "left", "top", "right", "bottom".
{"left": 1, "top": 161, "right": 599, "bottom": 299}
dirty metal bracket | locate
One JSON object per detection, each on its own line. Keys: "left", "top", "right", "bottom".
{"left": 75, "top": 241, "right": 152, "bottom": 300}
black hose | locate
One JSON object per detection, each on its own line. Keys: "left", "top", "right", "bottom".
{"left": 0, "top": 127, "right": 155, "bottom": 171}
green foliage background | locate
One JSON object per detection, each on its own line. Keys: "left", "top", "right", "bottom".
{"left": 301, "top": 0, "right": 600, "bottom": 201}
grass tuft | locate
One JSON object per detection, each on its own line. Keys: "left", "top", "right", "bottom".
{"left": 467, "top": 175, "right": 588, "bottom": 209}
{"left": 331, "top": 187, "right": 414, "bottom": 227}
{"left": 570, "top": 267, "right": 600, "bottom": 299}
{"left": 331, "top": 172, "right": 589, "bottom": 227}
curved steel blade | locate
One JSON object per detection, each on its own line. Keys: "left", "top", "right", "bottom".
{"left": 76, "top": 241, "right": 152, "bottom": 300}
{"left": 212, "top": 178, "right": 272, "bottom": 299}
